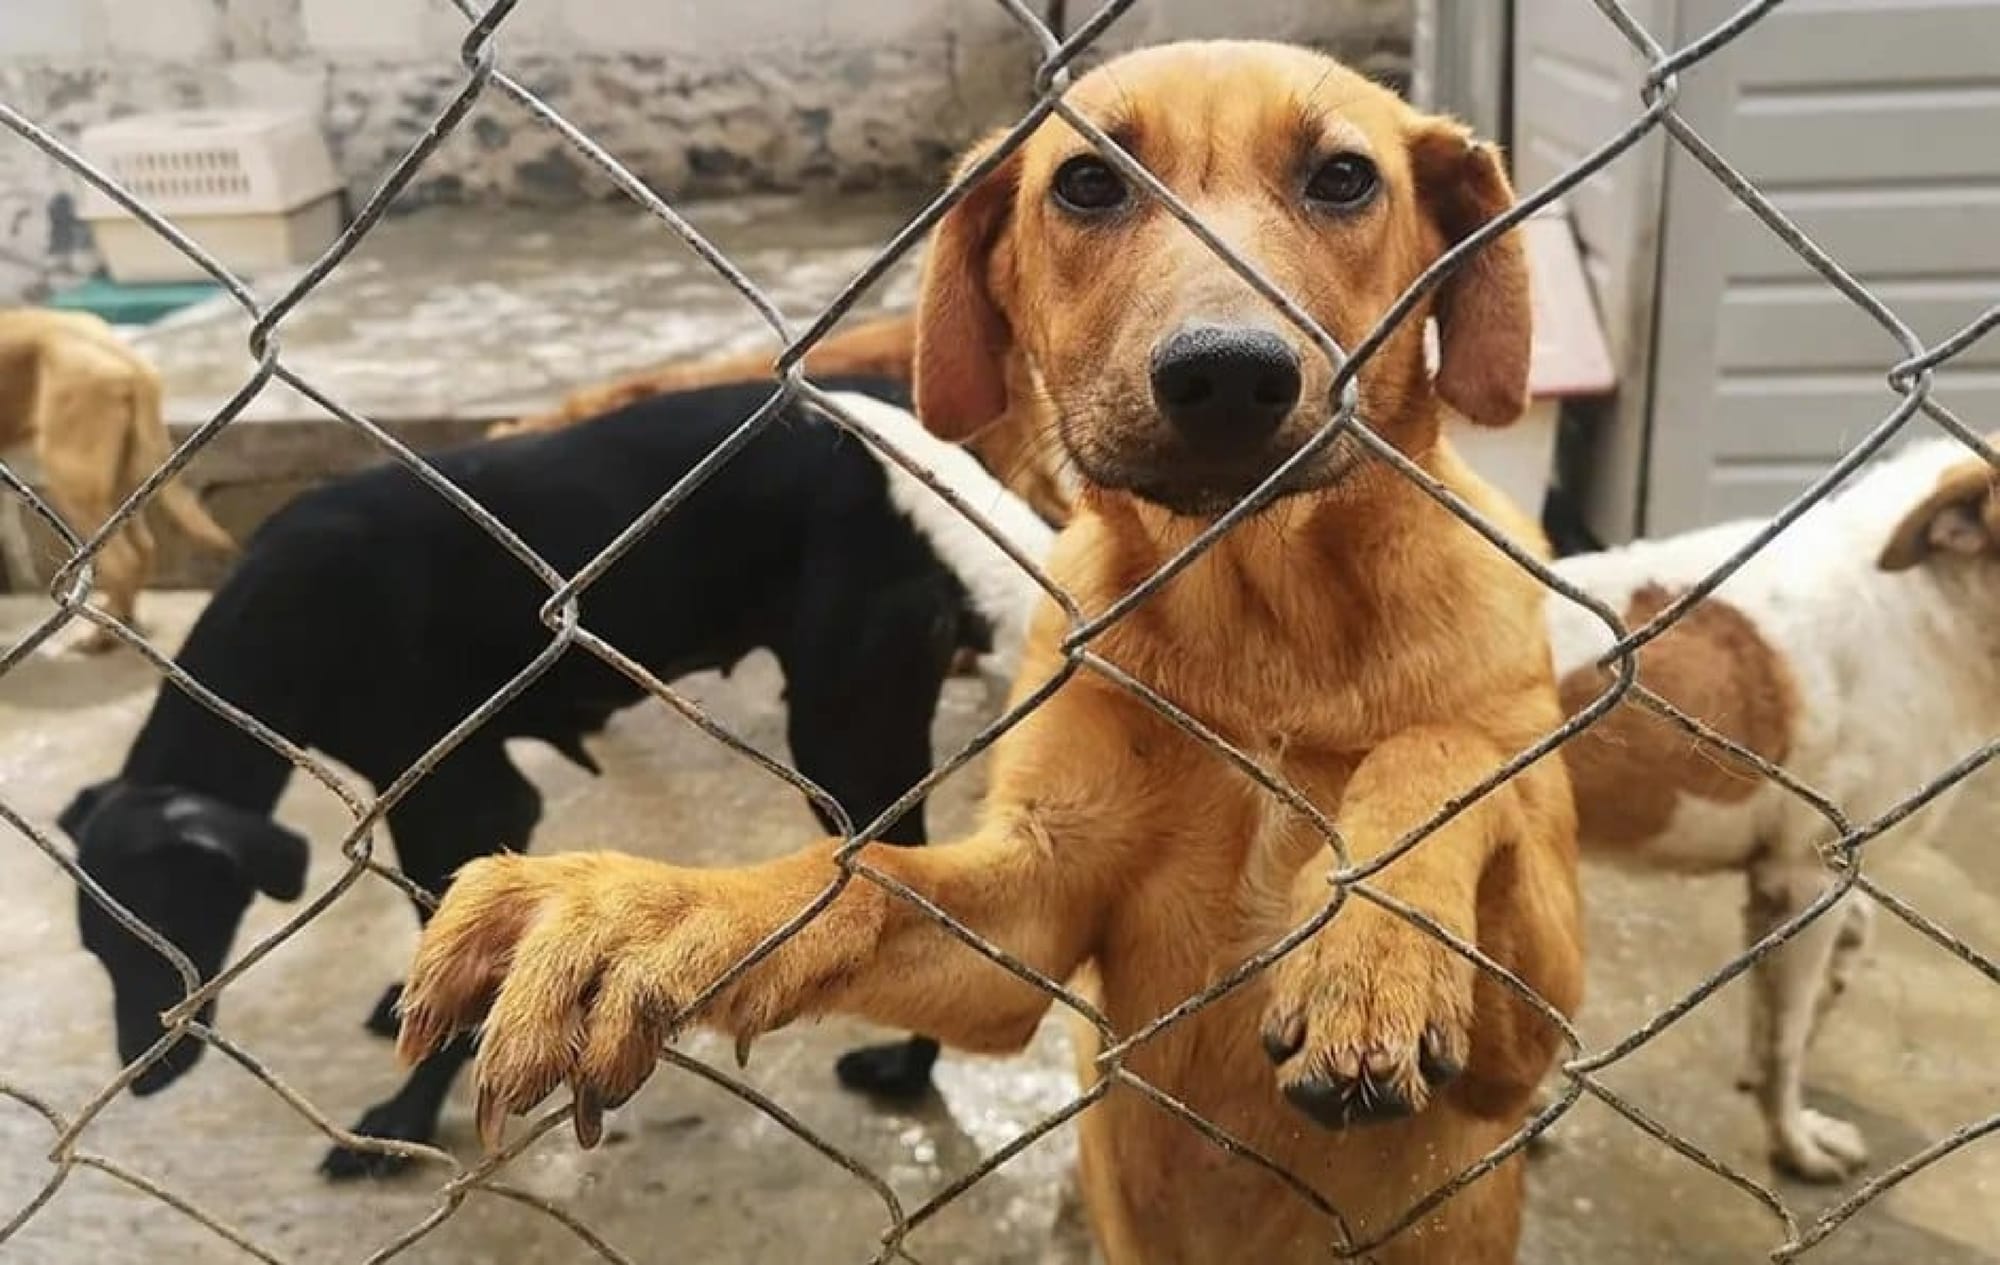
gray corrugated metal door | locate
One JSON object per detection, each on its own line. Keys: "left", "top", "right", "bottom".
{"left": 1511, "top": 0, "right": 2000, "bottom": 540}
{"left": 1512, "top": 0, "right": 1674, "bottom": 542}
{"left": 1646, "top": 0, "right": 2000, "bottom": 531}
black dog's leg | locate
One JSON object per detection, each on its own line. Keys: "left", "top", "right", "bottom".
{"left": 834, "top": 1034, "right": 944, "bottom": 1101}
{"left": 829, "top": 775, "right": 942, "bottom": 1104}
{"left": 779, "top": 573, "right": 958, "bottom": 1102}
{"left": 364, "top": 983, "right": 402, "bottom": 1038}
{"left": 322, "top": 741, "right": 541, "bottom": 1179}
{"left": 322, "top": 1034, "right": 475, "bottom": 1178}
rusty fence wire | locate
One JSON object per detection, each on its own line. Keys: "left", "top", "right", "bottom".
{"left": 3, "top": 0, "right": 1998, "bottom": 1261}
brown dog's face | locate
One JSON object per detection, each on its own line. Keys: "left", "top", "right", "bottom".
{"left": 915, "top": 41, "right": 1532, "bottom": 518}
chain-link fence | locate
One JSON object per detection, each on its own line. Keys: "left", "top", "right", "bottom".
{"left": 3, "top": 0, "right": 1998, "bottom": 1261}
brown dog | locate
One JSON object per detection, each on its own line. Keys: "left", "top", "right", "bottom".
{"left": 0, "top": 309, "right": 233, "bottom": 649}
{"left": 487, "top": 311, "right": 917, "bottom": 441}
{"left": 400, "top": 42, "right": 1582, "bottom": 1264}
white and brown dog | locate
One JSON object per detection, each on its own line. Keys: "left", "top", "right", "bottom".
{"left": 1547, "top": 433, "right": 2000, "bottom": 1182}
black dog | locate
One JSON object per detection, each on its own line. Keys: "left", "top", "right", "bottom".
{"left": 59, "top": 378, "right": 1048, "bottom": 1178}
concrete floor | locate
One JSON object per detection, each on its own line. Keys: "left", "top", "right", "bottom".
{"left": 1, "top": 594, "right": 1997, "bottom": 1264}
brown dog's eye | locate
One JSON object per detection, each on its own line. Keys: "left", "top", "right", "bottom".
{"left": 1051, "top": 155, "right": 1128, "bottom": 214}
{"left": 1305, "top": 154, "right": 1379, "bottom": 211}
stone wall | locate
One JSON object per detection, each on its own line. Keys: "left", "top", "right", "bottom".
{"left": 0, "top": 0, "right": 1412, "bottom": 302}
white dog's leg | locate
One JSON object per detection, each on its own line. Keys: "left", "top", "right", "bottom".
{"left": 1815, "top": 895, "right": 1875, "bottom": 1040}
{"left": 1737, "top": 875, "right": 1777, "bottom": 1095}
{"left": 1745, "top": 859, "right": 1870, "bottom": 1182}
{"left": 1741, "top": 887, "right": 1874, "bottom": 1092}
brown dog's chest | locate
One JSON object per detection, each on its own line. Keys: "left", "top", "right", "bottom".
{"left": 1087, "top": 739, "right": 1354, "bottom": 1016}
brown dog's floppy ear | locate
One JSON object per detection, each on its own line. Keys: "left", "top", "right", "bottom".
{"left": 914, "top": 131, "right": 1022, "bottom": 441}
{"left": 1879, "top": 452, "right": 2000, "bottom": 571}
{"left": 1409, "top": 119, "right": 1532, "bottom": 428}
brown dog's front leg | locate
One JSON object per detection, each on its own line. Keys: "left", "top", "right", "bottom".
{"left": 1259, "top": 726, "right": 1575, "bottom": 1129}
{"left": 397, "top": 823, "right": 1102, "bottom": 1149}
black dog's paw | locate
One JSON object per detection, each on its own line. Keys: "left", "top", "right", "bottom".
{"left": 834, "top": 1036, "right": 940, "bottom": 1102}
{"left": 364, "top": 984, "right": 402, "bottom": 1039}
{"left": 320, "top": 1141, "right": 416, "bottom": 1181}
{"left": 319, "top": 1103, "right": 431, "bottom": 1181}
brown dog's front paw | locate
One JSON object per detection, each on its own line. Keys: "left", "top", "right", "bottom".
{"left": 1261, "top": 904, "right": 1474, "bottom": 1129}
{"left": 397, "top": 851, "right": 722, "bottom": 1151}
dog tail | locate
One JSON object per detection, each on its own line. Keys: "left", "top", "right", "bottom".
{"left": 124, "top": 361, "right": 235, "bottom": 555}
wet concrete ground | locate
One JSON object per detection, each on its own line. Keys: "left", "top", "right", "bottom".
{"left": 1, "top": 594, "right": 1997, "bottom": 1264}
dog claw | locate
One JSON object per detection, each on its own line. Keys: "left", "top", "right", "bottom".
{"left": 1363, "top": 1042, "right": 1402, "bottom": 1080}
{"left": 477, "top": 1086, "right": 508, "bottom": 1154}
{"left": 734, "top": 1031, "right": 755, "bottom": 1070}
{"left": 573, "top": 1090, "right": 604, "bottom": 1150}
{"left": 1261, "top": 1016, "right": 1305, "bottom": 1065}
{"left": 1418, "top": 1024, "right": 1463, "bottom": 1085}
{"left": 1283, "top": 1071, "right": 1415, "bottom": 1130}
{"left": 396, "top": 1006, "right": 441, "bottom": 1066}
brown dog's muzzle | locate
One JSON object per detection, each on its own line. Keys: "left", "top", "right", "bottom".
{"left": 1149, "top": 323, "right": 1303, "bottom": 458}
{"left": 1069, "top": 320, "right": 1322, "bottom": 517}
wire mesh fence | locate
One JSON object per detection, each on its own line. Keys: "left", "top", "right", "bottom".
{"left": 2, "top": 0, "right": 1997, "bottom": 1261}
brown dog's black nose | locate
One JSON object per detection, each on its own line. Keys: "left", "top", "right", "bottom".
{"left": 1150, "top": 325, "right": 1302, "bottom": 454}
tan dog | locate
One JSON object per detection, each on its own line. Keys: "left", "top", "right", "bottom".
{"left": 400, "top": 42, "right": 1582, "bottom": 1264}
{"left": 0, "top": 309, "right": 233, "bottom": 649}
